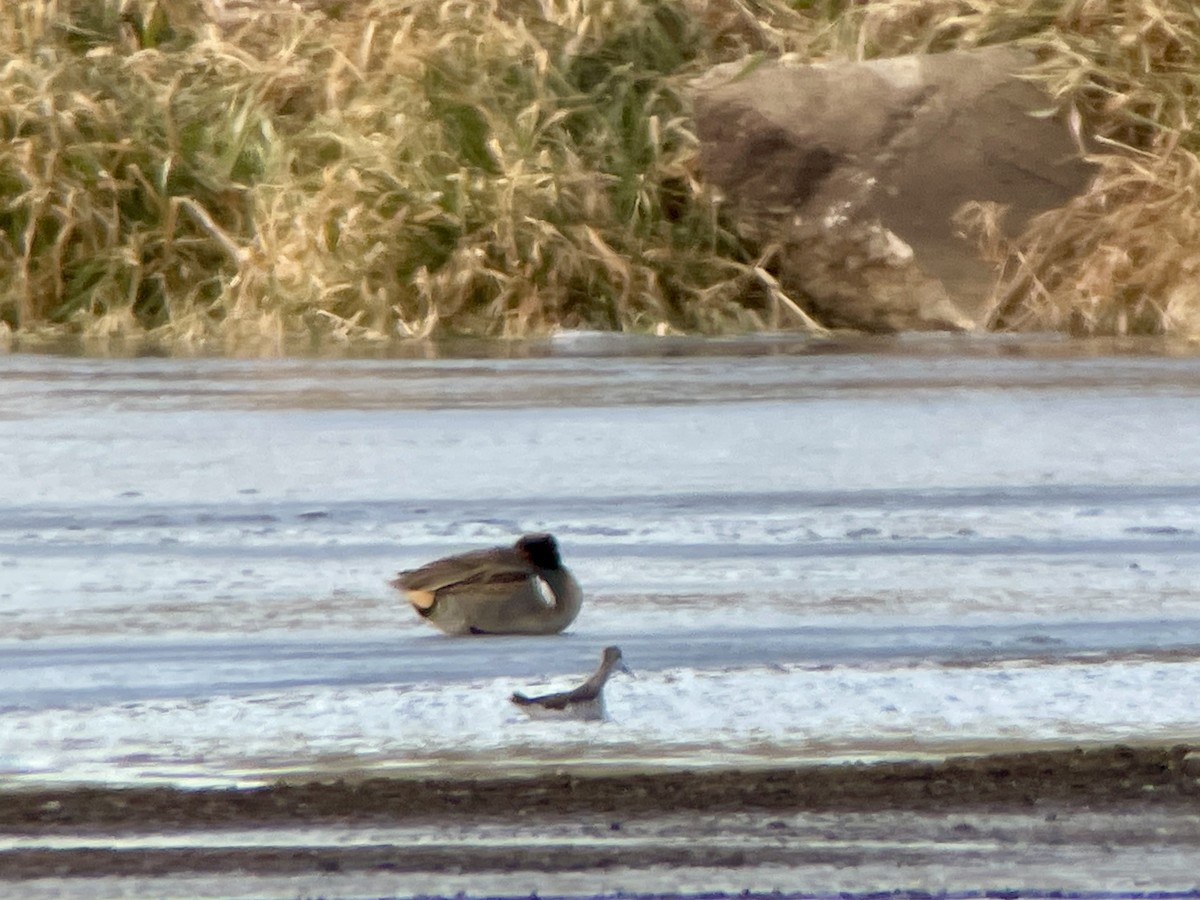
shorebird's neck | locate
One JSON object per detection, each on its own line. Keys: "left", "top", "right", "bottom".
{"left": 577, "top": 654, "right": 622, "bottom": 695}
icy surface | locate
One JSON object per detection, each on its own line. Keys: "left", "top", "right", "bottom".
{"left": 3, "top": 335, "right": 1200, "bottom": 786}
{"left": 5, "top": 656, "right": 1200, "bottom": 786}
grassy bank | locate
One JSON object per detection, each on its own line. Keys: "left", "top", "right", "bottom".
{"left": 1, "top": 0, "right": 1196, "bottom": 352}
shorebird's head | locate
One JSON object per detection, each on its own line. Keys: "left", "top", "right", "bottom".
{"left": 601, "top": 645, "right": 631, "bottom": 675}
{"left": 516, "top": 533, "right": 562, "bottom": 570}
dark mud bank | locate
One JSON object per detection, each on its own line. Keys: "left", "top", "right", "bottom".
{"left": 6, "top": 744, "right": 1199, "bottom": 833}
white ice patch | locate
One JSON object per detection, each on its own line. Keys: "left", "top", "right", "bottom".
{"left": 3, "top": 657, "right": 1199, "bottom": 787}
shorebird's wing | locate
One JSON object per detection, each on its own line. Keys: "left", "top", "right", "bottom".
{"left": 510, "top": 689, "right": 572, "bottom": 710}
{"left": 391, "top": 547, "right": 535, "bottom": 609}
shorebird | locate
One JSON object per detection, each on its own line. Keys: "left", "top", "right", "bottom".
{"left": 390, "top": 533, "right": 583, "bottom": 635}
{"left": 510, "top": 646, "right": 631, "bottom": 721}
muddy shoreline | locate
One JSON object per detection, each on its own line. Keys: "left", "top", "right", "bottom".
{"left": 4, "top": 744, "right": 1200, "bottom": 883}
{"left": 4, "top": 744, "right": 1198, "bottom": 832}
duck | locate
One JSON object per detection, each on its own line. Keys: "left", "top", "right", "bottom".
{"left": 510, "top": 646, "right": 631, "bottom": 721}
{"left": 390, "top": 533, "right": 583, "bottom": 635}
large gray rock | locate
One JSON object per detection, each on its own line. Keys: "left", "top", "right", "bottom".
{"left": 692, "top": 44, "right": 1094, "bottom": 332}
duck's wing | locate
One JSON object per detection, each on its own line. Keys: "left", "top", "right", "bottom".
{"left": 391, "top": 546, "right": 535, "bottom": 609}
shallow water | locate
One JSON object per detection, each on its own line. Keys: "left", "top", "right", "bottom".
{"left": 3, "top": 333, "right": 1200, "bottom": 786}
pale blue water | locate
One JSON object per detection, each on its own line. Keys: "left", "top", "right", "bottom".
{"left": 3, "top": 333, "right": 1200, "bottom": 784}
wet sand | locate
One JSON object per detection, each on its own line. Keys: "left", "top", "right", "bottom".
{"left": 3, "top": 743, "right": 1199, "bottom": 882}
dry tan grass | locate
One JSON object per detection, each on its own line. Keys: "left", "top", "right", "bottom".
{"left": 987, "top": 149, "right": 1200, "bottom": 335}
{"left": 1, "top": 0, "right": 1197, "bottom": 349}
{"left": 821, "top": 0, "right": 1200, "bottom": 337}
{"left": 2, "top": 0, "right": 800, "bottom": 349}
{"left": 990, "top": 0, "right": 1200, "bottom": 336}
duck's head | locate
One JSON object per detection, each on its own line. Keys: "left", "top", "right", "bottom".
{"left": 516, "top": 532, "right": 562, "bottom": 570}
